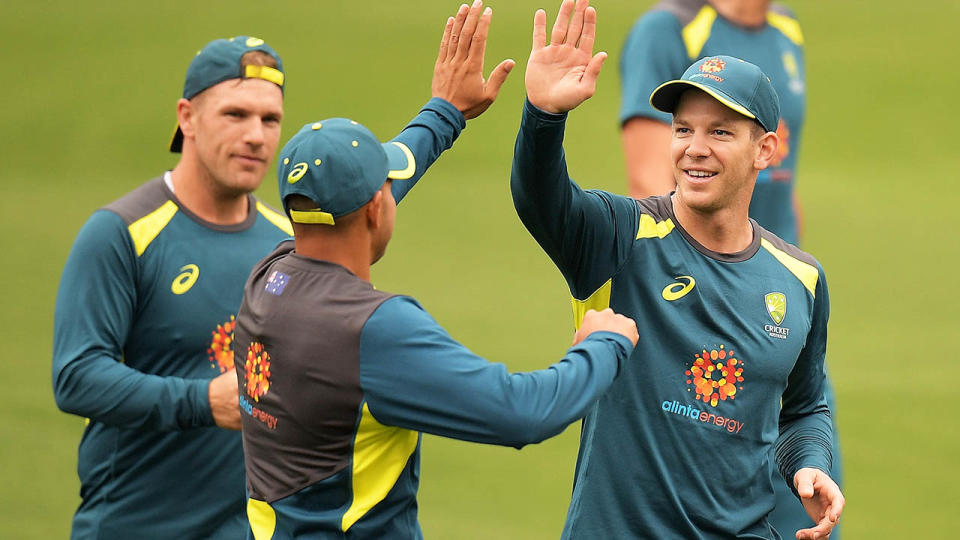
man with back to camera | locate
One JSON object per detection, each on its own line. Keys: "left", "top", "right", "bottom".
{"left": 618, "top": 4, "right": 843, "bottom": 533}
{"left": 510, "top": 1, "right": 844, "bottom": 538}
{"left": 232, "top": 113, "right": 637, "bottom": 538}
{"left": 51, "top": 2, "right": 514, "bottom": 537}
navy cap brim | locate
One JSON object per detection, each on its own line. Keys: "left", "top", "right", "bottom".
{"left": 382, "top": 142, "right": 415, "bottom": 180}
{"left": 650, "top": 80, "right": 757, "bottom": 122}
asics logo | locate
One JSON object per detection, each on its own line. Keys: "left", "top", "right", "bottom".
{"left": 287, "top": 162, "right": 308, "bottom": 184}
{"left": 171, "top": 264, "right": 200, "bottom": 295}
{"left": 662, "top": 276, "right": 696, "bottom": 301}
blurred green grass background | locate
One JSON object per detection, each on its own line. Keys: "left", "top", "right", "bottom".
{"left": 3, "top": 0, "right": 958, "bottom": 537}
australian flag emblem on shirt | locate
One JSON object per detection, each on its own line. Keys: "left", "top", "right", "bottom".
{"left": 265, "top": 271, "right": 290, "bottom": 296}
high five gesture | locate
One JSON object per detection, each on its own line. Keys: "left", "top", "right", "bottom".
{"left": 525, "top": 0, "right": 606, "bottom": 113}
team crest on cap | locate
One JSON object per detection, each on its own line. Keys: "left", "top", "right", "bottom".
{"left": 700, "top": 57, "right": 726, "bottom": 73}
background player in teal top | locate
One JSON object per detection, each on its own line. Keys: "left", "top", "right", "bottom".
{"left": 511, "top": 2, "right": 844, "bottom": 538}
{"left": 619, "top": 0, "right": 805, "bottom": 243}
{"left": 618, "top": 2, "right": 842, "bottom": 536}
{"left": 52, "top": 9, "right": 514, "bottom": 538}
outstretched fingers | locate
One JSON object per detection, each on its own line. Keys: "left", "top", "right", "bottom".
{"left": 532, "top": 9, "right": 547, "bottom": 50}
{"left": 446, "top": 4, "right": 470, "bottom": 62}
{"left": 467, "top": 6, "right": 493, "bottom": 70}
{"left": 582, "top": 51, "right": 606, "bottom": 86}
{"left": 486, "top": 58, "right": 515, "bottom": 99}
{"left": 567, "top": 0, "right": 588, "bottom": 46}
{"left": 437, "top": 16, "right": 455, "bottom": 65}
{"left": 550, "top": 0, "right": 575, "bottom": 46}
{"left": 455, "top": 0, "right": 484, "bottom": 60}
{"left": 578, "top": 6, "right": 597, "bottom": 53}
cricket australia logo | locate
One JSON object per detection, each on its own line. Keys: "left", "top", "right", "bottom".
{"left": 764, "top": 292, "right": 790, "bottom": 339}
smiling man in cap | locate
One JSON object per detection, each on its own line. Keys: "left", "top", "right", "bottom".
{"left": 53, "top": 2, "right": 515, "bottom": 537}
{"left": 230, "top": 115, "right": 639, "bottom": 538}
{"left": 511, "top": 1, "right": 844, "bottom": 539}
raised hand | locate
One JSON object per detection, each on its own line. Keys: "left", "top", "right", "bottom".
{"left": 573, "top": 308, "right": 639, "bottom": 347}
{"left": 793, "top": 467, "right": 845, "bottom": 539}
{"left": 432, "top": 0, "right": 515, "bottom": 119}
{"left": 525, "top": 0, "right": 606, "bottom": 114}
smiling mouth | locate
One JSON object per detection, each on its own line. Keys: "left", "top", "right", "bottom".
{"left": 684, "top": 169, "right": 717, "bottom": 181}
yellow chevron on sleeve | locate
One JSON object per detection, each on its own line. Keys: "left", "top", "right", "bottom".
{"left": 682, "top": 5, "right": 718, "bottom": 59}
{"left": 760, "top": 238, "right": 818, "bottom": 296}
{"left": 342, "top": 403, "right": 418, "bottom": 532}
{"left": 247, "top": 498, "right": 277, "bottom": 540}
{"left": 571, "top": 279, "right": 612, "bottom": 330}
{"left": 766, "top": 11, "right": 804, "bottom": 45}
{"left": 127, "top": 200, "right": 178, "bottom": 256}
{"left": 636, "top": 214, "right": 675, "bottom": 239}
{"left": 256, "top": 201, "right": 294, "bottom": 235}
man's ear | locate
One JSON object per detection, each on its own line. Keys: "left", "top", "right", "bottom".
{"left": 177, "top": 98, "right": 196, "bottom": 138}
{"left": 366, "top": 190, "right": 384, "bottom": 229}
{"left": 754, "top": 131, "right": 780, "bottom": 170}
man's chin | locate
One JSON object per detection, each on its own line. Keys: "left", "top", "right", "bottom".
{"left": 676, "top": 189, "right": 722, "bottom": 214}
{"left": 224, "top": 170, "right": 266, "bottom": 195}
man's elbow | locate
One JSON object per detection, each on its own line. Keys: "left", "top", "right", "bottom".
{"left": 52, "top": 362, "right": 93, "bottom": 416}
{"left": 497, "top": 412, "right": 570, "bottom": 449}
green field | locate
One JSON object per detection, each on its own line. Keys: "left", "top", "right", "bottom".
{"left": 4, "top": 1, "right": 958, "bottom": 537}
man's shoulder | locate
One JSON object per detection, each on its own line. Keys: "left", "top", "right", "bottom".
{"left": 755, "top": 224, "right": 824, "bottom": 298}
{"left": 634, "top": 194, "right": 675, "bottom": 226}
{"left": 756, "top": 224, "right": 819, "bottom": 269}
{"left": 251, "top": 197, "right": 294, "bottom": 236}
{"left": 100, "top": 176, "right": 172, "bottom": 226}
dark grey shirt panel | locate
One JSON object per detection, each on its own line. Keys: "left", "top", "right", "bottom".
{"left": 101, "top": 174, "right": 260, "bottom": 232}
{"left": 101, "top": 176, "right": 168, "bottom": 225}
{"left": 235, "top": 241, "right": 394, "bottom": 502}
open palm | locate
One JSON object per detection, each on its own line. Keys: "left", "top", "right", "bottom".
{"left": 525, "top": 0, "right": 606, "bottom": 114}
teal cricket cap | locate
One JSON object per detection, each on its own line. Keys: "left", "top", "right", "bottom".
{"left": 650, "top": 55, "right": 780, "bottom": 133}
{"left": 169, "top": 36, "right": 285, "bottom": 153}
{"left": 277, "top": 119, "right": 416, "bottom": 225}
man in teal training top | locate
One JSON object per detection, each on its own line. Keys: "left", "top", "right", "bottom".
{"left": 618, "top": 5, "right": 844, "bottom": 531}
{"left": 511, "top": 1, "right": 844, "bottom": 538}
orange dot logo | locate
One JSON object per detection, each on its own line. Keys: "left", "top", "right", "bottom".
{"left": 684, "top": 345, "right": 744, "bottom": 407}
{"left": 245, "top": 342, "right": 272, "bottom": 402}
{"left": 207, "top": 315, "right": 236, "bottom": 373}
{"left": 699, "top": 57, "right": 726, "bottom": 73}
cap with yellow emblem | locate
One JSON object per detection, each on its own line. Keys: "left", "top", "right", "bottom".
{"left": 169, "top": 36, "right": 285, "bottom": 152}
{"left": 649, "top": 55, "right": 780, "bottom": 133}
{"left": 277, "top": 119, "right": 416, "bottom": 225}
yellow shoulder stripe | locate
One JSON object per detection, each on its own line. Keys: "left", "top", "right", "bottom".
{"left": 571, "top": 279, "right": 612, "bottom": 330}
{"left": 767, "top": 11, "right": 804, "bottom": 45}
{"left": 247, "top": 499, "right": 277, "bottom": 540}
{"left": 760, "top": 238, "right": 818, "bottom": 296}
{"left": 682, "top": 5, "right": 718, "bottom": 59}
{"left": 637, "top": 214, "right": 675, "bottom": 239}
{"left": 127, "top": 200, "right": 178, "bottom": 256}
{"left": 256, "top": 201, "right": 294, "bottom": 235}
{"left": 342, "top": 403, "right": 418, "bottom": 532}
